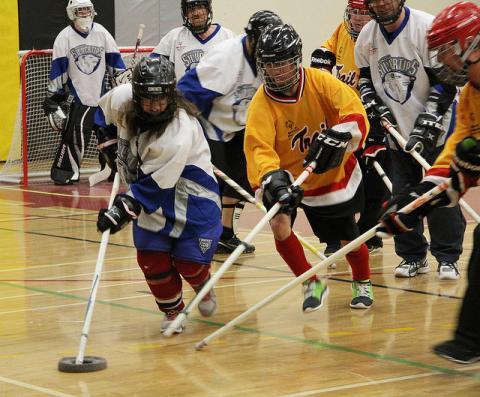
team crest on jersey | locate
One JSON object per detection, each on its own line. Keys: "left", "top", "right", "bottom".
{"left": 232, "top": 84, "right": 257, "bottom": 125}
{"left": 333, "top": 64, "right": 358, "bottom": 88}
{"left": 71, "top": 45, "right": 104, "bottom": 75}
{"left": 198, "top": 238, "right": 212, "bottom": 254}
{"left": 291, "top": 122, "right": 328, "bottom": 153}
{"left": 378, "top": 55, "right": 419, "bottom": 104}
{"left": 181, "top": 49, "right": 204, "bottom": 71}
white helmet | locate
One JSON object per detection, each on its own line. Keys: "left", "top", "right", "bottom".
{"left": 66, "top": 0, "right": 96, "bottom": 32}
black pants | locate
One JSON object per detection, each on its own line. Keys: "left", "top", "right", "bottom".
{"left": 455, "top": 224, "right": 480, "bottom": 350}
{"left": 51, "top": 103, "right": 95, "bottom": 184}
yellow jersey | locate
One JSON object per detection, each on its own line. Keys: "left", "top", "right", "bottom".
{"left": 322, "top": 22, "right": 360, "bottom": 95}
{"left": 245, "top": 67, "right": 369, "bottom": 207}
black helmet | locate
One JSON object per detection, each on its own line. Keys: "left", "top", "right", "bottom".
{"left": 256, "top": 24, "right": 302, "bottom": 93}
{"left": 244, "top": 10, "right": 283, "bottom": 53}
{"left": 132, "top": 56, "right": 177, "bottom": 124}
{"left": 365, "top": 0, "right": 405, "bottom": 26}
{"left": 181, "top": 0, "right": 213, "bottom": 34}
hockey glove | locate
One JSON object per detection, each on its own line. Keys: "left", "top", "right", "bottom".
{"left": 114, "top": 68, "right": 133, "bottom": 86}
{"left": 97, "top": 194, "right": 141, "bottom": 234}
{"left": 359, "top": 83, "right": 397, "bottom": 128}
{"left": 310, "top": 48, "right": 336, "bottom": 73}
{"left": 378, "top": 181, "right": 453, "bottom": 236}
{"left": 405, "top": 112, "right": 443, "bottom": 156}
{"left": 261, "top": 169, "right": 304, "bottom": 215}
{"left": 362, "top": 128, "right": 388, "bottom": 169}
{"left": 450, "top": 137, "right": 480, "bottom": 196}
{"left": 304, "top": 128, "right": 352, "bottom": 174}
{"left": 95, "top": 126, "right": 118, "bottom": 172}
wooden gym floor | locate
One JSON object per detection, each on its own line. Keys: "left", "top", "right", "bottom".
{"left": 0, "top": 180, "right": 480, "bottom": 397}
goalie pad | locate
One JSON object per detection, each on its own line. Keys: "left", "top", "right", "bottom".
{"left": 47, "top": 107, "right": 67, "bottom": 132}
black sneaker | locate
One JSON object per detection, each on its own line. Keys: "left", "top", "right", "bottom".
{"left": 366, "top": 236, "right": 383, "bottom": 254}
{"left": 433, "top": 340, "right": 480, "bottom": 364}
{"left": 324, "top": 241, "right": 341, "bottom": 257}
{"left": 216, "top": 235, "right": 255, "bottom": 254}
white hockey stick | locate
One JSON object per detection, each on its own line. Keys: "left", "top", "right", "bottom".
{"left": 88, "top": 164, "right": 113, "bottom": 187}
{"left": 75, "top": 172, "right": 120, "bottom": 364}
{"left": 163, "top": 162, "right": 317, "bottom": 337}
{"left": 131, "top": 24, "right": 146, "bottom": 66}
{"left": 382, "top": 120, "right": 480, "bottom": 223}
{"left": 195, "top": 180, "right": 451, "bottom": 349}
{"left": 372, "top": 160, "right": 392, "bottom": 192}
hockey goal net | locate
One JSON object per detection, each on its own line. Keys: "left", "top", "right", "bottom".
{"left": 0, "top": 46, "right": 153, "bottom": 185}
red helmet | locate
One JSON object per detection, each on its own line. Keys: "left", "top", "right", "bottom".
{"left": 344, "top": 0, "right": 371, "bottom": 40}
{"left": 427, "top": 1, "right": 480, "bottom": 85}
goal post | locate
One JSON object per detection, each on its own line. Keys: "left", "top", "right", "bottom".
{"left": 0, "top": 47, "right": 153, "bottom": 186}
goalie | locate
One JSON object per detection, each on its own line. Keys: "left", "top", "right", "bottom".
{"left": 42, "top": 0, "right": 125, "bottom": 185}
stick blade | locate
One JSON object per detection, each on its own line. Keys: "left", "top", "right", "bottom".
{"left": 58, "top": 356, "right": 107, "bottom": 373}
{"left": 163, "top": 312, "right": 187, "bottom": 337}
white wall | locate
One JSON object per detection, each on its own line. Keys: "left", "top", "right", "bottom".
{"left": 214, "top": 0, "right": 480, "bottom": 63}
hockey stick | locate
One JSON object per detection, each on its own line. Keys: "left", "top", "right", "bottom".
{"left": 89, "top": 164, "right": 113, "bottom": 187}
{"left": 131, "top": 24, "right": 146, "bottom": 66}
{"left": 382, "top": 120, "right": 480, "bottom": 223}
{"left": 163, "top": 162, "right": 318, "bottom": 337}
{"left": 372, "top": 160, "right": 392, "bottom": 192}
{"left": 58, "top": 172, "right": 120, "bottom": 372}
{"left": 195, "top": 180, "right": 451, "bottom": 349}
{"left": 212, "top": 166, "right": 328, "bottom": 262}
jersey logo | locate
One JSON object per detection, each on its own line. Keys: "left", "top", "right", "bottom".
{"left": 181, "top": 49, "right": 204, "bottom": 71}
{"left": 198, "top": 238, "right": 213, "bottom": 254}
{"left": 333, "top": 64, "right": 358, "bottom": 88}
{"left": 71, "top": 45, "right": 104, "bottom": 75}
{"left": 378, "top": 55, "right": 419, "bottom": 104}
{"left": 232, "top": 84, "right": 257, "bottom": 126}
{"left": 291, "top": 122, "right": 328, "bottom": 153}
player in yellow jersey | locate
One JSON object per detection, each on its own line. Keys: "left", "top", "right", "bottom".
{"left": 311, "top": 0, "right": 388, "bottom": 255}
{"left": 245, "top": 24, "right": 373, "bottom": 311}
{"left": 379, "top": 1, "right": 480, "bottom": 363}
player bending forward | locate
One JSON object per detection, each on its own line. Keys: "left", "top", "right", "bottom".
{"left": 95, "top": 57, "right": 222, "bottom": 334}
{"left": 244, "top": 24, "right": 374, "bottom": 311}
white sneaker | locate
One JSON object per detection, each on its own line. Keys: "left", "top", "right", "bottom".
{"left": 161, "top": 309, "right": 185, "bottom": 334}
{"left": 198, "top": 288, "right": 217, "bottom": 317}
{"left": 437, "top": 262, "right": 460, "bottom": 280}
{"left": 394, "top": 258, "right": 429, "bottom": 278}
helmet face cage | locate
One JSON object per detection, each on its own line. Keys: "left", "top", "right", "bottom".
{"left": 244, "top": 10, "right": 283, "bottom": 53}
{"left": 66, "top": 0, "right": 95, "bottom": 30}
{"left": 181, "top": 0, "right": 213, "bottom": 34}
{"left": 256, "top": 25, "right": 303, "bottom": 93}
{"left": 344, "top": 1, "right": 371, "bottom": 40}
{"left": 366, "top": 0, "right": 405, "bottom": 26}
{"left": 132, "top": 57, "right": 177, "bottom": 124}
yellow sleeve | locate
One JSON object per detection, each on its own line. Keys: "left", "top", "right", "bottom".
{"left": 321, "top": 23, "right": 342, "bottom": 54}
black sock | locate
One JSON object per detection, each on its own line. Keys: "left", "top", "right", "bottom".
{"left": 221, "top": 227, "right": 234, "bottom": 240}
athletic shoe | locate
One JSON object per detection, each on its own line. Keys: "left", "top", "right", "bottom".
{"left": 366, "top": 236, "right": 383, "bottom": 254}
{"left": 437, "top": 261, "right": 460, "bottom": 280}
{"left": 161, "top": 309, "right": 185, "bottom": 334}
{"left": 302, "top": 279, "right": 329, "bottom": 312}
{"left": 350, "top": 280, "right": 374, "bottom": 309}
{"left": 433, "top": 340, "right": 480, "bottom": 364}
{"left": 324, "top": 241, "right": 341, "bottom": 269}
{"left": 216, "top": 235, "right": 255, "bottom": 254}
{"left": 197, "top": 288, "right": 217, "bottom": 317}
{"left": 394, "top": 258, "right": 429, "bottom": 278}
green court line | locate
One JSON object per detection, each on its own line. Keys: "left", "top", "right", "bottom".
{"left": 2, "top": 280, "right": 479, "bottom": 380}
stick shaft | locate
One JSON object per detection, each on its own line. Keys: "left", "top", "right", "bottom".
{"left": 131, "top": 24, "right": 145, "bottom": 64}
{"left": 75, "top": 173, "right": 120, "bottom": 364}
{"left": 372, "top": 160, "right": 392, "bottom": 192}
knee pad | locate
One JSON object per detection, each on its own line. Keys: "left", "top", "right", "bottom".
{"left": 175, "top": 259, "right": 210, "bottom": 289}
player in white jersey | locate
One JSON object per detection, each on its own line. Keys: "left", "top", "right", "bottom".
{"left": 355, "top": 0, "right": 466, "bottom": 279}
{"left": 42, "top": 0, "right": 126, "bottom": 185}
{"left": 95, "top": 56, "right": 222, "bottom": 334}
{"left": 178, "top": 10, "right": 283, "bottom": 254}
{"left": 150, "top": 0, "right": 235, "bottom": 79}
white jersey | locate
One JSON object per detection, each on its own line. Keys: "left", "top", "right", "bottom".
{"left": 151, "top": 24, "right": 236, "bottom": 79}
{"left": 177, "top": 35, "right": 261, "bottom": 142}
{"left": 355, "top": 7, "right": 455, "bottom": 147}
{"left": 97, "top": 84, "right": 221, "bottom": 239}
{"left": 48, "top": 23, "right": 125, "bottom": 107}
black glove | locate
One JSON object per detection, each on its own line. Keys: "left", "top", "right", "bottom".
{"left": 359, "top": 83, "right": 397, "bottom": 128}
{"left": 362, "top": 133, "right": 388, "bottom": 169}
{"left": 97, "top": 194, "right": 142, "bottom": 234}
{"left": 42, "top": 93, "right": 67, "bottom": 116}
{"left": 310, "top": 48, "right": 336, "bottom": 73}
{"left": 95, "top": 126, "right": 118, "bottom": 172}
{"left": 304, "top": 128, "right": 352, "bottom": 174}
{"left": 261, "top": 169, "right": 304, "bottom": 215}
{"left": 450, "top": 137, "right": 480, "bottom": 196}
{"left": 378, "top": 181, "right": 452, "bottom": 236}
{"left": 405, "top": 112, "right": 443, "bottom": 156}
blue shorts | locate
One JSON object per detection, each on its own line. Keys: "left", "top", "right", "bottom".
{"left": 132, "top": 223, "right": 222, "bottom": 264}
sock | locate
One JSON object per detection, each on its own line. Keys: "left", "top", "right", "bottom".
{"left": 221, "top": 226, "right": 234, "bottom": 240}
{"left": 275, "top": 232, "right": 316, "bottom": 280}
{"left": 232, "top": 201, "right": 245, "bottom": 234}
{"left": 175, "top": 259, "right": 211, "bottom": 291}
{"left": 346, "top": 243, "right": 371, "bottom": 281}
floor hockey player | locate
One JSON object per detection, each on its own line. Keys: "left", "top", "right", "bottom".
{"left": 95, "top": 56, "right": 222, "bottom": 334}
{"left": 355, "top": 0, "right": 466, "bottom": 279}
{"left": 245, "top": 24, "right": 374, "bottom": 311}
{"left": 42, "top": 0, "right": 126, "bottom": 185}
{"left": 178, "top": 10, "right": 283, "bottom": 254}
{"left": 380, "top": 1, "right": 480, "bottom": 364}
{"left": 150, "top": 0, "right": 235, "bottom": 79}
{"left": 311, "top": 0, "right": 389, "bottom": 256}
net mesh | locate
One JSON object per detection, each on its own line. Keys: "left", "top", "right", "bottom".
{"left": 0, "top": 47, "right": 153, "bottom": 184}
